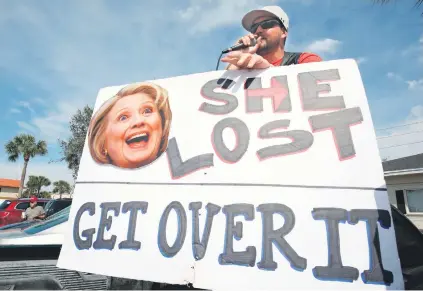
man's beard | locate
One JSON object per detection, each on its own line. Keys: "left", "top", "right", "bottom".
{"left": 256, "top": 38, "right": 280, "bottom": 55}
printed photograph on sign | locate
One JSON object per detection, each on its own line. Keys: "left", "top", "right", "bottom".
{"left": 87, "top": 82, "right": 172, "bottom": 170}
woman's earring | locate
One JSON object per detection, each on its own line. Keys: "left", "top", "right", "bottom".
{"left": 103, "top": 148, "right": 108, "bottom": 156}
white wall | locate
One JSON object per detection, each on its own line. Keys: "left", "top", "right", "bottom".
{"left": 0, "top": 186, "right": 19, "bottom": 198}
{"left": 50, "top": 193, "right": 72, "bottom": 199}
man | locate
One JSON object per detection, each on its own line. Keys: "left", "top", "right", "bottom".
{"left": 222, "top": 6, "right": 322, "bottom": 70}
{"left": 23, "top": 196, "right": 46, "bottom": 221}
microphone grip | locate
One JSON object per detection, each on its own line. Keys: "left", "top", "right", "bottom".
{"left": 222, "top": 38, "right": 257, "bottom": 53}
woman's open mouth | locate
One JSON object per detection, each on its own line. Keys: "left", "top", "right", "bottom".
{"left": 126, "top": 133, "right": 149, "bottom": 148}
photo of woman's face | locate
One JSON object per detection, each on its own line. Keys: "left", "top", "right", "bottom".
{"left": 104, "top": 92, "right": 163, "bottom": 168}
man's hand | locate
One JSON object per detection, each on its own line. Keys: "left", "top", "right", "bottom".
{"left": 221, "top": 34, "right": 272, "bottom": 70}
{"left": 37, "top": 213, "right": 46, "bottom": 220}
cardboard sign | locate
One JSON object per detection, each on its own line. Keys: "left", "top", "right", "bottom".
{"left": 57, "top": 59, "right": 404, "bottom": 290}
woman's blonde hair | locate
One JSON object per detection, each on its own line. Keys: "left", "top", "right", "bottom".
{"left": 88, "top": 82, "right": 172, "bottom": 165}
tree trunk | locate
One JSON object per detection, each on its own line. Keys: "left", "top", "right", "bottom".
{"left": 19, "top": 158, "right": 29, "bottom": 198}
{"left": 60, "top": 192, "right": 62, "bottom": 199}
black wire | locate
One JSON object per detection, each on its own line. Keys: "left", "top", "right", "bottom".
{"left": 379, "top": 140, "right": 423, "bottom": 150}
{"left": 376, "top": 120, "right": 423, "bottom": 131}
{"left": 377, "top": 129, "right": 423, "bottom": 140}
{"left": 216, "top": 52, "right": 224, "bottom": 71}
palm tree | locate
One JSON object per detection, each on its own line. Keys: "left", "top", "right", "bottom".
{"left": 373, "top": 0, "right": 423, "bottom": 14}
{"left": 26, "top": 175, "right": 51, "bottom": 196}
{"left": 4, "top": 134, "right": 48, "bottom": 197}
{"left": 52, "top": 180, "right": 71, "bottom": 199}
{"left": 374, "top": 0, "right": 422, "bottom": 5}
{"left": 39, "top": 191, "right": 52, "bottom": 198}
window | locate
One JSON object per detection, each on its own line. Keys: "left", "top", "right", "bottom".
{"left": 406, "top": 189, "right": 423, "bottom": 213}
{"left": 0, "top": 200, "right": 11, "bottom": 210}
{"left": 15, "top": 202, "right": 29, "bottom": 210}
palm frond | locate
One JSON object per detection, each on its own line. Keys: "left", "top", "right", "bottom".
{"left": 4, "top": 139, "right": 20, "bottom": 162}
{"left": 7, "top": 154, "right": 19, "bottom": 162}
{"left": 36, "top": 140, "right": 48, "bottom": 156}
{"left": 373, "top": 0, "right": 423, "bottom": 5}
{"left": 373, "top": 0, "right": 423, "bottom": 15}
{"left": 53, "top": 180, "right": 71, "bottom": 194}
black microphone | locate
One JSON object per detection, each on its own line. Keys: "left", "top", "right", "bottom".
{"left": 221, "top": 38, "right": 257, "bottom": 54}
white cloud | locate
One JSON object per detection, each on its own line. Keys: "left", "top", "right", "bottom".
{"left": 0, "top": 1, "right": 187, "bottom": 145}
{"left": 377, "top": 105, "right": 423, "bottom": 161}
{"left": 356, "top": 57, "right": 367, "bottom": 64}
{"left": 385, "top": 73, "right": 422, "bottom": 91}
{"left": 386, "top": 72, "right": 394, "bottom": 78}
{"left": 305, "top": 38, "right": 342, "bottom": 55}
{"left": 287, "top": 38, "right": 342, "bottom": 59}
{"left": 386, "top": 72, "right": 404, "bottom": 82}
{"left": 0, "top": 1, "right": 230, "bottom": 184}
{"left": 33, "top": 97, "right": 47, "bottom": 105}
{"left": 176, "top": 0, "right": 314, "bottom": 34}
{"left": 297, "top": 0, "right": 314, "bottom": 5}
{"left": 3, "top": 0, "right": 275, "bottom": 147}
{"left": 28, "top": 101, "right": 80, "bottom": 143}
{"left": 401, "top": 33, "right": 423, "bottom": 64}
{"left": 177, "top": 0, "right": 278, "bottom": 34}
{"left": 406, "top": 79, "right": 423, "bottom": 91}
{"left": 10, "top": 108, "right": 21, "bottom": 114}
{"left": 410, "top": 105, "right": 423, "bottom": 117}
{"left": 17, "top": 121, "right": 38, "bottom": 134}
{"left": 17, "top": 100, "right": 35, "bottom": 113}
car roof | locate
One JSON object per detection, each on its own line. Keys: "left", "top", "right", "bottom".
{"left": 16, "top": 198, "right": 51, "bottom": 201}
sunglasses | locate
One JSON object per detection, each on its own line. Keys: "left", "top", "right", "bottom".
{"left": 249, "top": 19, "right": 283, "bottom": 33}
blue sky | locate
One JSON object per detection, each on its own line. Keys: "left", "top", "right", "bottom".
{"left": 0, "top": 0, "right": 422, "bottom": 185}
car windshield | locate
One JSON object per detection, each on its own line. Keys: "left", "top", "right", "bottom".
{"left": 44, "top": 200, "right": 54, "bottom": 211}
{"left": 0, "top": 200, "right": 12, "bottom": 210}
{"left": 44, "top": 205, "right": 70, "bottom": 221}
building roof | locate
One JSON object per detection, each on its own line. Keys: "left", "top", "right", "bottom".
{"left": 383, "top": 153, "right": 423, "bottom": 175}
{"left": 0, "top": 178, "right": 20, "bottom": 188}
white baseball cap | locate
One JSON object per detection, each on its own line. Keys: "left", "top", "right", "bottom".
{"left": 242, "top": 6, "right": 289, "bottom": 32}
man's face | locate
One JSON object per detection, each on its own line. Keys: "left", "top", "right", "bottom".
{"left": 30, "top": 201, "right": 37, "bottom": 208}
{"left": 250, "top": 16, "right": 287, "bottom": 55}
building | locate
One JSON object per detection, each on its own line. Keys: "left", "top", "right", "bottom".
{"left": 383, "top": 153, "right": 423, "bottom": 230}
{"left": 0, "top": 178, "right": 20, "bottom": 199}
{"left": 50, "top": 193, "right": 72, "bottom": 199}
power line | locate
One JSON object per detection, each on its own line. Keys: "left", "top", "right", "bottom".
{"left": 379, "top": 140, "right": 423, "bottom": 150}
{"left": 376, "top": 120, "right": 423, "bottom": 131}
{"left": 377, "top": 130, "right": 423, "bottom": 140}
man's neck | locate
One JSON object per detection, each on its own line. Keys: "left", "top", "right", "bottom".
{"left": 261, "top": 47, "right": 285, "bottom": 64}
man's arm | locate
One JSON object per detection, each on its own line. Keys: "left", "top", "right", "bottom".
{"left": 22, "top": 209, "right": 28, "bottom": 220}
{"left": 221, "top": 35, "right": 272, "bottom": 70}
{"left": 222, "top": 52, "right": 273, "bottom": 70}
{"left": 34, "top": 206, "right": 46, "bottom": 220}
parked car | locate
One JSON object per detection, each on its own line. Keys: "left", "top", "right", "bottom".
{"left": 0, "top": 198, "right": 72, "bottom": 232}
{"left": 0, "top": 205, "right": 422, "bottom": 290}
{"left": 44, "top": 198, "right": 72, "bottom": 218}
{"left": 0, "top": 201, "right": 72, "bottom": 232}
{"left": 0, "top": 197, "right": 50, "bottom": 227}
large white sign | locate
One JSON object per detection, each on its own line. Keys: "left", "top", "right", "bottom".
{"left": 57, "top": 59, "right": 404, "bottom": 290}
